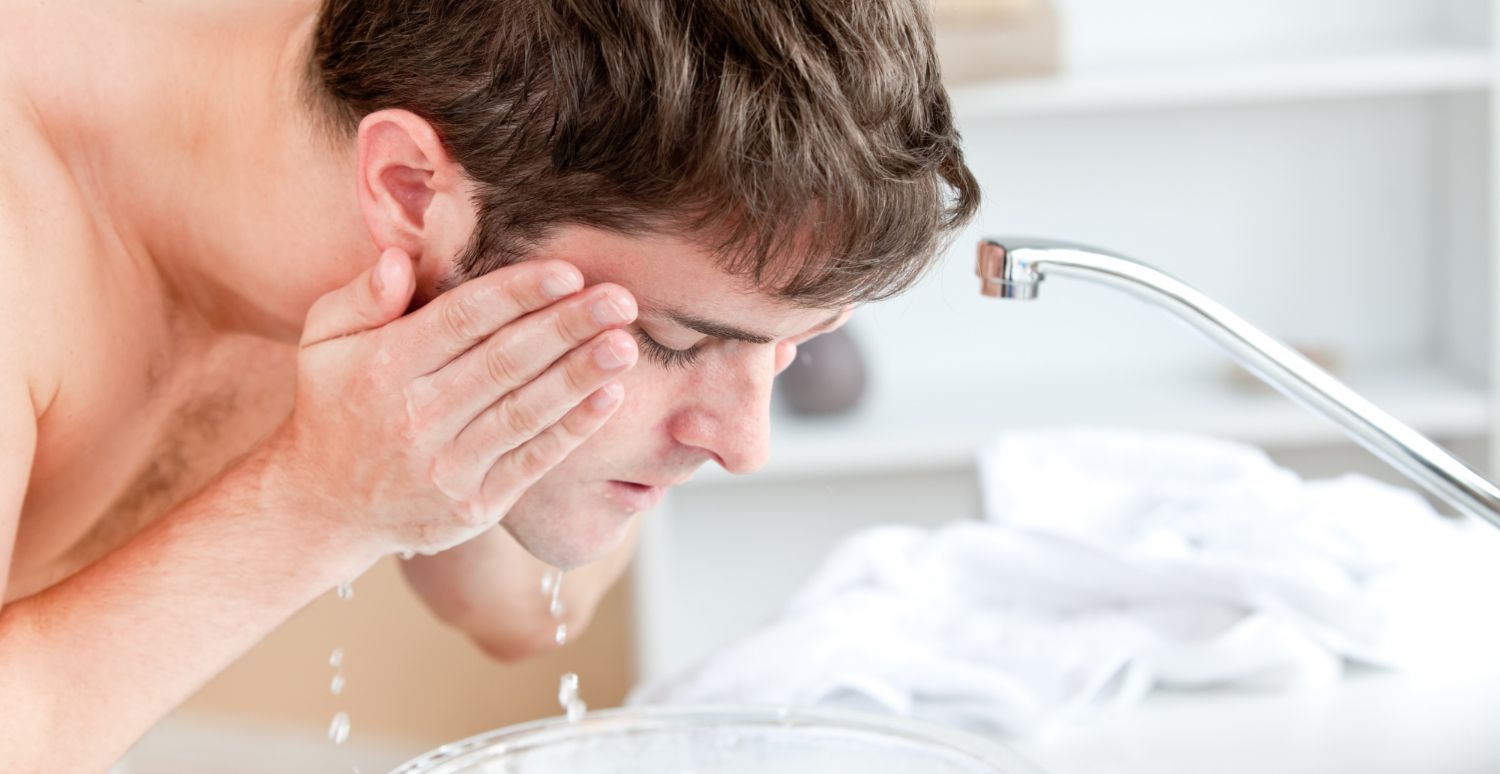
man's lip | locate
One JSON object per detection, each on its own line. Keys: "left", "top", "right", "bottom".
{"left": 606, "top": 480, "right": 668, "bottom": 511}
{"left": 614, "top": 478, "right": 688, "bottom": 489}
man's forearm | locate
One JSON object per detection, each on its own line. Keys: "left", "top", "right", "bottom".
{"left": 0, "top": 447, "right": 376, "bottom": 773}
{"left": 401, "top": 519, "right": 640, "bottom": 661}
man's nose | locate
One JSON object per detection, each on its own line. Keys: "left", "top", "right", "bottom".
{"left": 671, "top": 356, "right": 775, "bottom": 475}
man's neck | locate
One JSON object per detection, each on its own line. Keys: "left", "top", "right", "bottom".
{"left": 15, "top": 0, "right": 371, "bottom": 342}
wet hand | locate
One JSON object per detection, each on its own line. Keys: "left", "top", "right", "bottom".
{"left": 268, "top": 247, "right": 637, "bottom": 556}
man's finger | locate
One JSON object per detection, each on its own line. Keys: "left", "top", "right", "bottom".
{"left": 433, "top": 329, "right": 637, "bottom": 493}
{"left": 480, "top": 382, "right": 625, "bottom": 502}
{"left": 399, "top": 260, "right": 585, "bottom": 374}
{"left": 301, "top": 247, "right": 416, "bottom": 347}
{"left": 404, "top": 283, "right": 636, "bottom": 435}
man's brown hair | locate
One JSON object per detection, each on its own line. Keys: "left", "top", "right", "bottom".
{"left": 309, "top": 0, "right": 980, "bottom": 307}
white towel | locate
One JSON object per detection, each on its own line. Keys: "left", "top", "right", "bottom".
{"left": 631, "top": 427, "right": 1500, "bottom": 737}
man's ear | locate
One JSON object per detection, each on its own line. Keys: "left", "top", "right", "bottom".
{"left": 355, "top": 109, "right": 474, "bottom": 265}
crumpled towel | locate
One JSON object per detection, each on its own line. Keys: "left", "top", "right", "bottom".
{"left": 631, "top": 427, "right": 1500, "bottom": 737}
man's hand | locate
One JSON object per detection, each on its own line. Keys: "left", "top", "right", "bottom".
{"left": 0, "top": 249, "right": 640, "bottom": 771}
{"left": 269, "top": 247, "right": 639, "bottom": 558}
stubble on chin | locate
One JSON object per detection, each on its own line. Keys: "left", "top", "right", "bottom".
{"left": 502, "top": 492, "right": 636, "bottom": 571}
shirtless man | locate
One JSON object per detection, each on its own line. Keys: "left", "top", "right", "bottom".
{"left": 0, "top": 0, "right": 978, "bottom": 768}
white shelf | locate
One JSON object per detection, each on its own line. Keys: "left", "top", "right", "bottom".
{"left": 950, "top": 48, "right": 1492, "bottom": 118}
{"left": 688, "top": 363, "right": 1490, "bottom": 486}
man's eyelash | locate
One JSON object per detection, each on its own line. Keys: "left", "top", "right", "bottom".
{"left": 633, "top": 330, "right": 705, "bottom": 369}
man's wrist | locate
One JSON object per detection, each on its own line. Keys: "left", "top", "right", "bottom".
{"left": 233, "top": 430, "right": 386, "bottom": 587}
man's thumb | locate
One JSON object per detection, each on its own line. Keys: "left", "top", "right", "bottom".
{"left": 301, "top": 248, "right": 416, "bottom": 347}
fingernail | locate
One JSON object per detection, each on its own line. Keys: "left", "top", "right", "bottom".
{"left": 589, "top": 382, "right": 624, "bottom": 411}
{"left": 593, "top": 334, "right": 636, "bottom": 370}
{"left": 542, "top": 270, "right": 580, "bottom": 300}
{"left": 590, "top": 293, "right": 635, "bottom": 326}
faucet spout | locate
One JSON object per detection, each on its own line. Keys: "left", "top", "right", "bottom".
{"left": 975, "top": 236, "right": 1500, "bottom": 532}
{"left": 976, "top": 240, "right": 1039, "bottom": 299}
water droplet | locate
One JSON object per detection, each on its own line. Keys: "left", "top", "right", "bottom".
{"left": 547, "top": 572, "right": 566, "bottom": 618}
{"left": 329, "top": 648, "right": 344, "bottom": 668}
{"left": 336, "top": 581, "right": 354, "bottom": 600}
{"left": 554, "top": 623, "right": 568, "bottom": 645}
{"left": 540, "top": 570, "right": 557, "bottom": 595}
{"left": 558, "top": 673, "right": 587, "bottom": 723}
{"left": 330, "top": 672, "right": 345, "bottom": 695}
{"left": 399, "top": 549, "right": 415, "bottom": 561}
{"left": 328, "top": 712, "right": 351, "bottom": 745}
{"left": 558, "top": 673, "right": 578, "bottom": 705}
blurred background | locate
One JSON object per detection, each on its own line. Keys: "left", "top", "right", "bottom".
{"left": 126, "top": 0, "right": 1499, "bottom": 771}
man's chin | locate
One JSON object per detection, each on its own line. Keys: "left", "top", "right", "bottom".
{"left": 501, "top": 509, "right": 638, "bottom": 570}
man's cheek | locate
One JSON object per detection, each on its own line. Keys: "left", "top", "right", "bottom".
{"left": 574, "top": 378, "right": 650, "bottom": 452}
{"left": 612, "top": 361, "right": 675, "bottom": 417}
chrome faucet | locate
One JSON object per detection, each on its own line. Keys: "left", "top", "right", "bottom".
{"left": 976, "top": 237, "right": 1500, "bottom": 532}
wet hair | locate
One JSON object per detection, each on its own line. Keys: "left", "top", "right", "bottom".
{"left": 308, "top": 0, "right": 980, "bottom": 306}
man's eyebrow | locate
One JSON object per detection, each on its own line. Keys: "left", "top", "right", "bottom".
{"left": 664, "top": 309, "right": 845, "bottom": 344}
{"left": 667, "top": 311, "right": 775, "bottom": 344}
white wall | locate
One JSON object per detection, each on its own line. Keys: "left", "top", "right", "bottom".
{"left": 1057, "top": 0, "right": 1484, "bottom": 68}
{"left": 857, "top": 95, "right": 1460, "bottom": 393}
